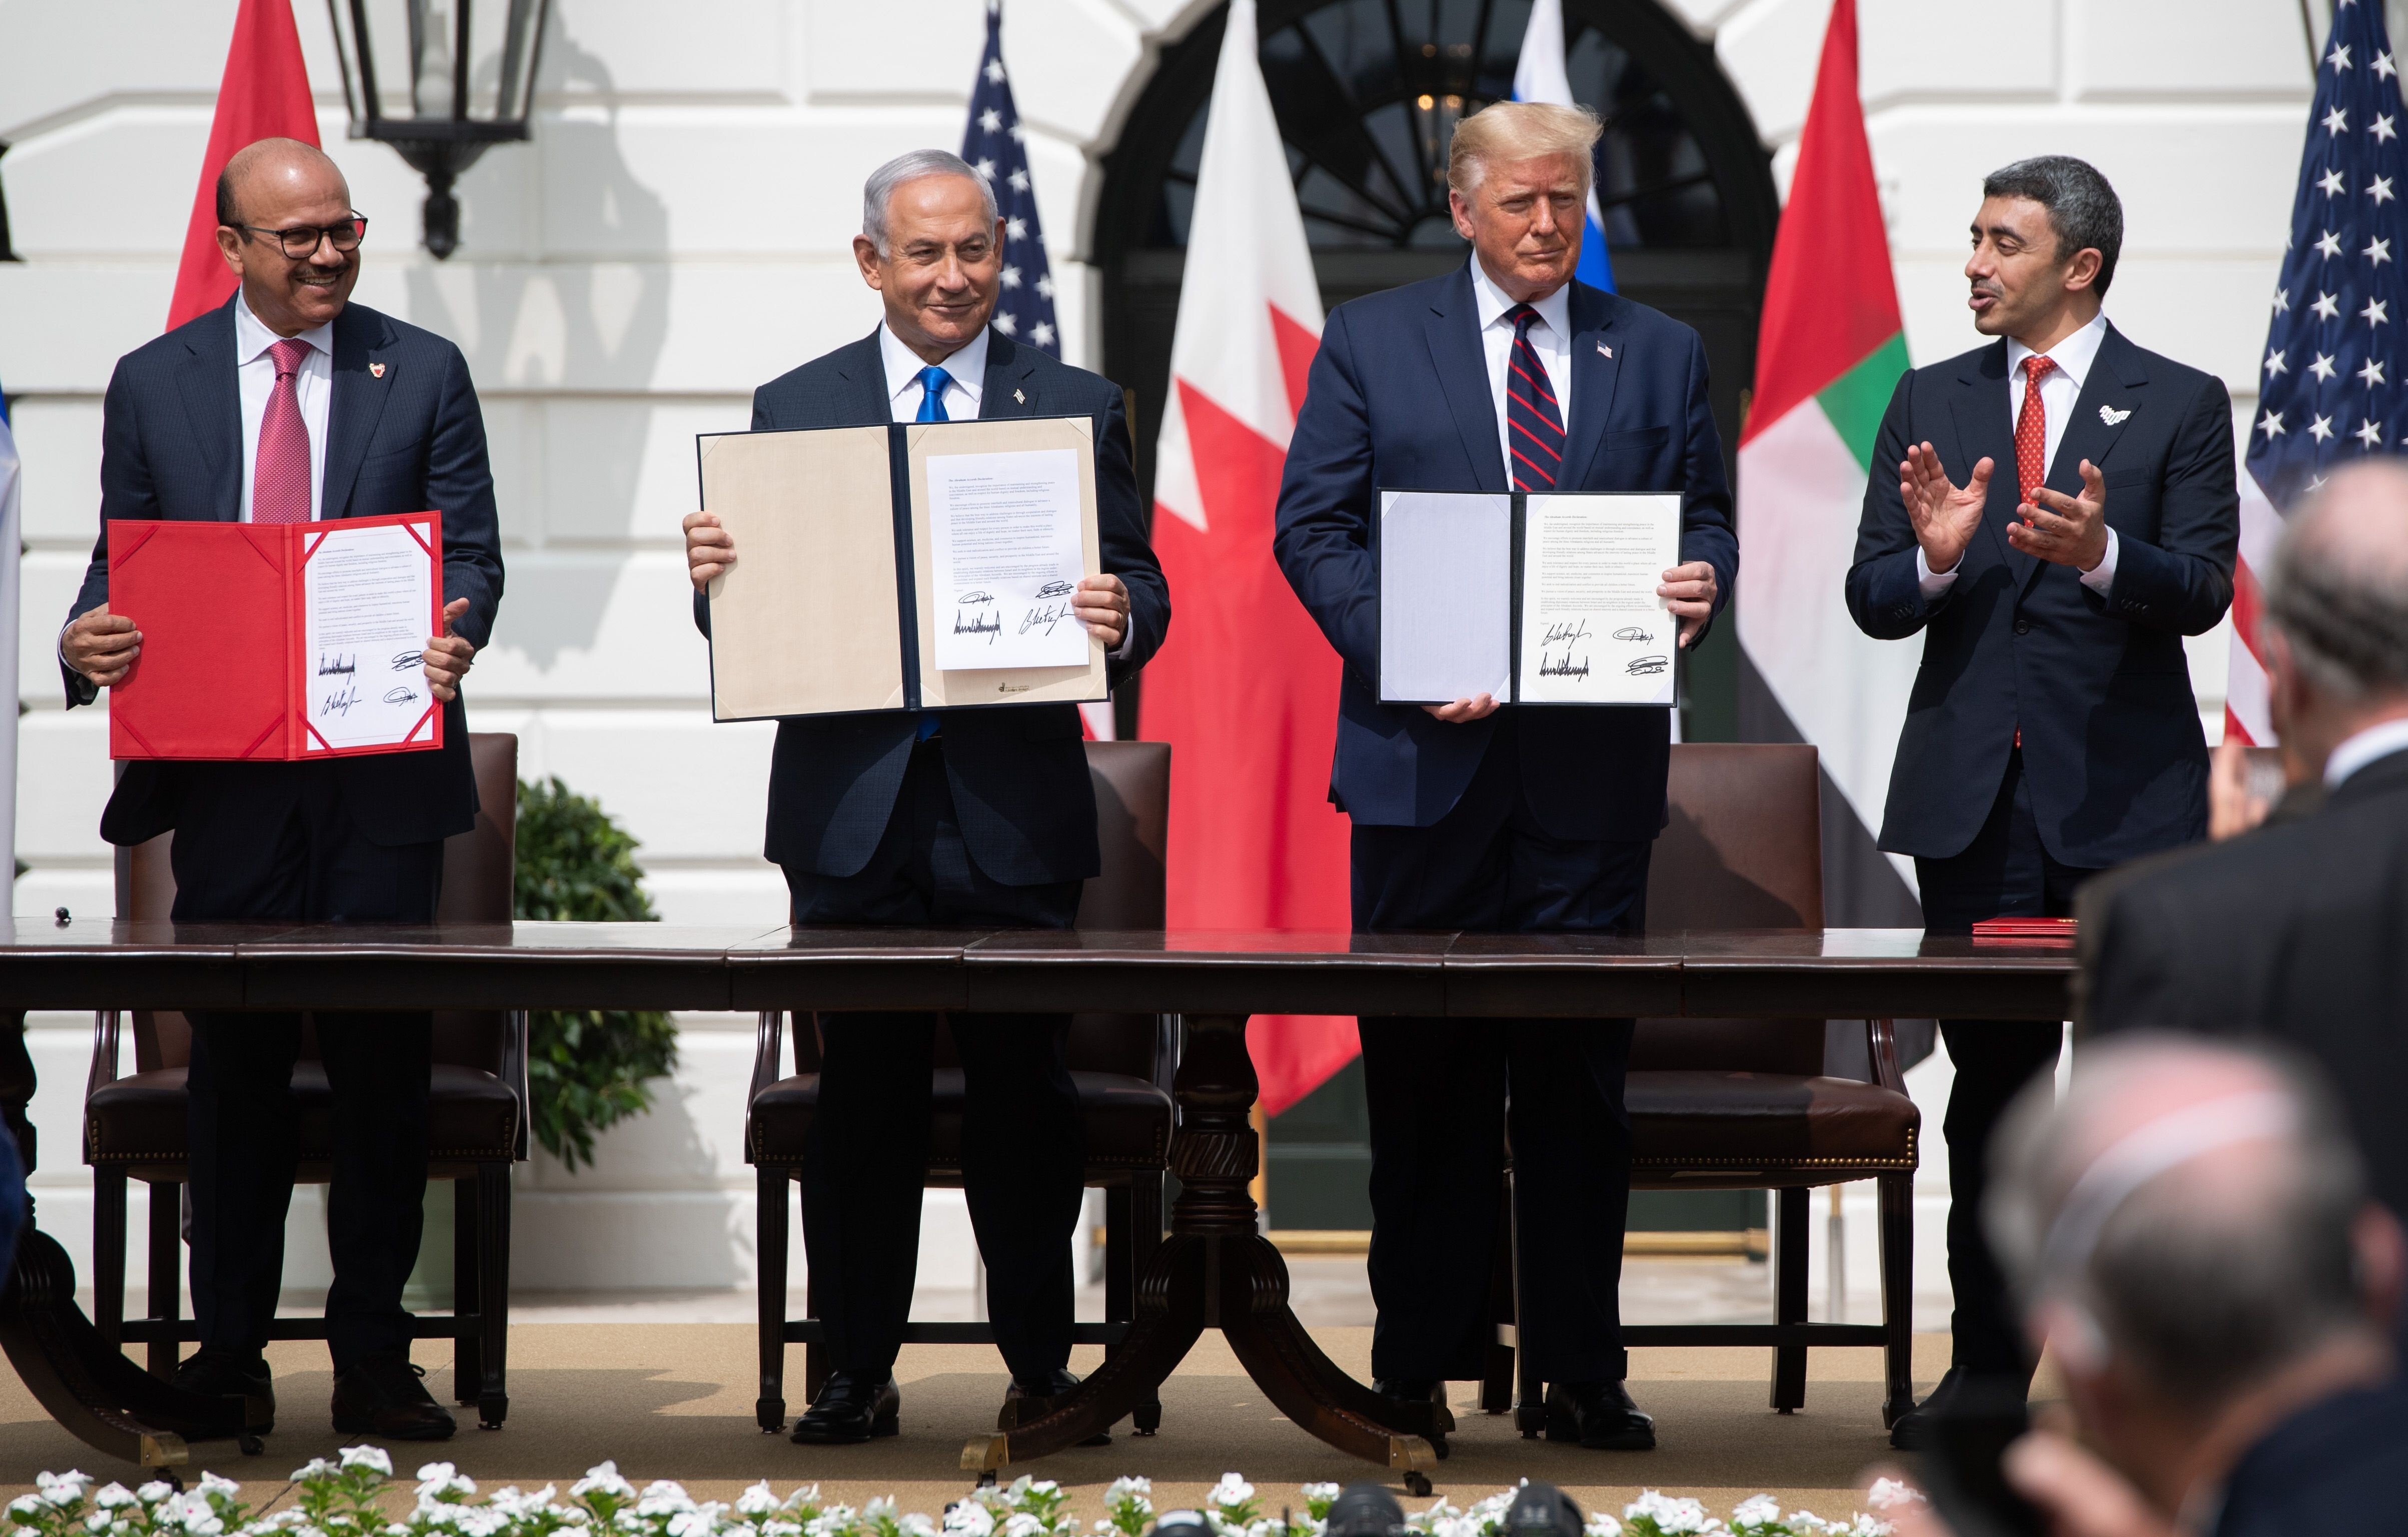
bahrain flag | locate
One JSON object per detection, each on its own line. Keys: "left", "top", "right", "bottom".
{"left": 169, "top": 0, "right": 320, "bottom": 331}
{"left": 1137, "top": 0, "right": 1354, "bottom": 1116}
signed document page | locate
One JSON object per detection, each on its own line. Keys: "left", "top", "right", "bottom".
{"left": 925, "top": 447, "right": 1088, "bottom": 670}
{"left": 300, "top": 518, "right": 440, "bottom": 750}
{"left": 1378, "top": 490, "right": 1511, "bottom": 704}
{"left": 906, "top": 417, "right": 1105, "bottom": 708}
{"left": 701, "top": 425, "right": 904, "bottom": 720}
{"left": 1517, "top": 492, "right": 1681, "bottom": 705}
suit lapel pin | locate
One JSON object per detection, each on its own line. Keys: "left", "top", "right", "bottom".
{"left": 1598, "top": 342, "right": 1613, "bottom": 359}
{"left": 1013, "top": 388, "right": 1026, "bottom": 404}
{"left": 370, "top": 362, "right": 387, "bottom": 379}
{"left": 2099, "top": 404, "right": 2129, "bottom": 425}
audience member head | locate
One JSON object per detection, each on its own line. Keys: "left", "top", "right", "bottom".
{"left": 1966, "top": 155, "right": 2120, "bottom": 348}
{"left": 213, "top": 137, "right": 361, "bottom": 336}
{"left": 2262, "top": 457, "right": 2408, "bottom": 773}
{"left": 1985, "top": 1035, "right": 2403, "bottom": 1518}
{"left": 854, "top": 149, "right": 1003, "bottom": 364}
{"left": 1446, "top": 101, "right": 1602, "bottom": 304}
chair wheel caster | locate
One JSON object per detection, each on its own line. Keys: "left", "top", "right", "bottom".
{"left": 1403, "top": 1473, "right": 1433, "bottom": 1497}
{"left": 238, "top": 1435, "right": 264, "bottom": 1456}
{"left": 976, "top": 1471, "right": 998, "bottom": 1490}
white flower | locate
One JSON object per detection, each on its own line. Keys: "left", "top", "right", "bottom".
{"left": 898, "top": 1518, "right": 938, "bottom": 1537}
{"left": 668, "top": 1502, "right": 728, "bottom": 1537}
{"left": 1208, "top": 1478, "right": 1255, "bottom": 1513}
{"left": 1621, "top": 1493, "right": 1718, "bottom": 1535}
{"left": 944, "top": 1505, "right": 995, "bottom": 1537}
{"left": 739, "top": 1486, "right": 783, "bottom": 1519}
{"left": 1582, "top": 1518, "right": 1623, "bottom": 1537}
{"left": 39, "top": 1473, "right": 93, "bottom": 1507}
{"left": 1298, "top": 1487, "right": 1338, "bottom": 1506}
{"left": 1103, "top": 1481, "right": 1151, "bottom": 1504}
{"left": 338, "top": 1446, "right": 393, "bottom": 1478}
{"left": 574, "top": 1465, "right": 637, "bottom": 1501}
{"left": 1862, "top": 1482, "right": 1918, "bottom": 1515}
{"left": 1727, "top": 1496, "right": 1782, "bottom": 1534}
{"left": 1000, "top": 1515, "right": 1047, "bottom": 1537}
{"left": 92, "top": 1488, "right": 137, "bottom": 1511}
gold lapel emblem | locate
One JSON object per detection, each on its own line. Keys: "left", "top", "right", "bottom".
{"left": 370, "top": 362, "right": 388, "bottom": 379}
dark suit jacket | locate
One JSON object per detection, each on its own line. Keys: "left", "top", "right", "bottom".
{"left": 2214, "top": 1374, "right": 2408, "bottom": 1537}
{"left": 68, "top": 297, "right": 505, "bottom": 849}
{"left": 1272, "top": 267, "right": 1738, "bottom": 837}
{"left": 1847, "top": 323, "right": 2237, "bottom": 868}
{"left": 695, "top": 327, "right": 1168, "bottom": 887}
{"left": 2080, "top": 747, "right": 2408, "bottom": 1223}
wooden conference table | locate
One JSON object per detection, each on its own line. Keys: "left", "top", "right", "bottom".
{"left": 0, "top": 920, "right": 2074, "bottom": 1478}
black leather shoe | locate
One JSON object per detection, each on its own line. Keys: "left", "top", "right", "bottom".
{"left": 331, "top": 1354, "right": 456, "bottom": 1440}
{"left": 1001, "top": 1369, "right": 1110, "bottom": 1445}
{"left": 173, "top": 1350, "right": 274, "bottom": 1433}
{"left": 1889, "top": 1366, "right": 2026, "bottom": 1450}
{"left": 1544, "top": 1380, "right": 1656, "bottom": 1449}
{"left": 1373, "top": 1377, "right": 1455, "bottom": 1447}
{"left": 790, "top": 1372, "right": 900, "bottom": 1445}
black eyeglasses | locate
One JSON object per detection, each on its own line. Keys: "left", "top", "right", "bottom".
{"left": 233, "top": 215, "right": 369, "bottom": 260}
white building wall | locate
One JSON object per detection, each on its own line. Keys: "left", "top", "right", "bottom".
{"left": 0, "top": 0, "right": 2322, "bottom": 1293}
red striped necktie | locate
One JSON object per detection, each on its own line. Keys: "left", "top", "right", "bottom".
{"left": 1504, "top": 304, "right": 1564, "bottom": 491}
{"left": 254, "top": 336, "right": 314, "bottom": 525}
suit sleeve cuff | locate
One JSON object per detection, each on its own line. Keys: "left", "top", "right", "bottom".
{"left": 1915, "top": 545, "right": 1961, "bottom": 599}
{"left": 2080, "top": 527, "right": 2120, "bottom": 595}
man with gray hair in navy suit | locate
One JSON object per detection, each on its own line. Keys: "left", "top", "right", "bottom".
{"left": 682, "top": 149, "right": 1169, "bottom": 1446}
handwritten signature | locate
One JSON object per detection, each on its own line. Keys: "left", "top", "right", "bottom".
{"left": 390, "top": 649, "right": 425, "bottom": 671}
{"left": 1539, "top": 653, "right": 1592, "bottom": 679}
{"left": 1612, "top": 626, "right": 1654, "bottom": 643}
{"left": 384, "top": 686, "right": 419, "bottom": 705}
{"left": 321, "top": 678, "right": 361, "bottom": 716}
{"left": 1020, "top": 602, "right": 1072, "bottom": 636}
{"left": 956, "top": 589, "right": 994, "bottom": 605}
{"left": 316, "top": 652, "right": 356, "bottom": 677}
{"left": 1542, "top": 619, "right": 1593, "bottom": 645}
{"left": 1626, "top": 655, "right": 1669, "bottom": 676}
{"left": 1035, "top": 579, "right": 1076, "bottom": 599}
{"left": 953, "top": 610, "right": 1002, "bottom": 641}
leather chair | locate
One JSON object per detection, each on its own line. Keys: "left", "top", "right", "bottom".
{"left": 1488, "top": 742, "right": 1920, "bottom": 1429}
{"left": 82, "top": 734, "right": 530, "bottom": 1429}
{"left": 746, "top": 739, "right": 1175, "bottom": 1435}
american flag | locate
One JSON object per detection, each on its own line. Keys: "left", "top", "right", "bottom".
{"left": 962, "top": 0, "right": 1058, "bottom": 357}
{"left": 2233, "top": 0, "right": 2408, "bottom": 741}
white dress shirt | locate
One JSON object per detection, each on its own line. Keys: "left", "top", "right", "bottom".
{"left": 1467, "top": 255, "right": 1574, "bottom": 480}
{"left": 1918, "top": 310, "right": 2118, "bottom": 598}
{"left": 234, "top": 293, "right": 335, "bottom": 522}
{"left": 2323, "top": 715, "right": 2408, "bottom": 789}
{"left": 879, "top": 322, "right": 988, "bottom": 422}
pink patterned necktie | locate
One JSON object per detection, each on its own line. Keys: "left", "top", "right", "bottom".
{"left": 253, "top": 336, "right": 314, "bottom": 524}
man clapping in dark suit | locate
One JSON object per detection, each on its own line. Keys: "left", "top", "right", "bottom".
{"left": 681, "top": 150, "right": 1168, "bottom": 1446}
{"left": 59, "top": 139, "right": 504, "bottom": 1440}
{"left": 1845, "top": 156, "right": 2239, "bottom": 1445}
{"left": 1274, "top": 101, "right": 1739, "bottom": 1452}
{"left": 2082, "top": 460, "right": 2408, "bottom": 1237}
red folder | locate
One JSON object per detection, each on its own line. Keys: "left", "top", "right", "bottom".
{"left": 1971, "top": 916, "right": 2078, "bottom": 949}
{"left": 109, "top": 513, "right": 445, "bottom": 762}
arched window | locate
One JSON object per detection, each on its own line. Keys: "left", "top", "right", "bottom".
{"left": 1096, "top": 0, "right": 1778, "bottom": 534}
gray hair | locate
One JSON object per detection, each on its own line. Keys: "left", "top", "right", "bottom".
{"left": 861, "top": 149, "right": 998, "bottom": 258}
{"left": 2264, "top": 459, "right": 2408, "bottom": 700}
{"left": 1983, "top": 155, "right": 2123, "bottom": 297}
{"left": 1987, "top": 1036, "right": 2370, "bottom": 1407}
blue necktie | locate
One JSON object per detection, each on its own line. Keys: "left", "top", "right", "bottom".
{"left": 914, "top": 364, "right": 951, "bottom": 740}
{"left": 1504, "top": 305, "right": 1564, "bottom": 490}
{"left": 915, "top": 365, "right": 951, "bottom": 423}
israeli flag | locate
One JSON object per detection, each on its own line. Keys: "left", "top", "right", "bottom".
{"left": 1511, "top": 0, "right": 1615, "bottom": 292}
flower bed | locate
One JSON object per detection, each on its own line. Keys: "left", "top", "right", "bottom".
{"left": 4, "top": 1453, "right": 1919, "bottom": 1537}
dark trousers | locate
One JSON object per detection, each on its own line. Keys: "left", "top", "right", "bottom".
{"left": 167, "top": 762, "right": 443, "bottom": 1371}
{"left": 783, "top": 738, "right": 1085, "bottom": 1384}
{"left": 1915, "top": 749, "right": 2094, "bottom": 1377}
{"left": 1351, "top": 716, "right": 1652, "bottom": 1385}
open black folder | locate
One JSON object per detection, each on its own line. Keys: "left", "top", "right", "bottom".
{"left": 1377, "top": 489, "right": 1682, "bottom": 707}
{"left": 698, "top": 415, "right": 1107, "bottom": 720}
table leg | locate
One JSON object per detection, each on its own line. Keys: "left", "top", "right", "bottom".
{"left": 964, "top": 1013, "right": 1439, "bottom": 1484}
{"left": 0, "top": 1009, "right": 254, "bottom": 1469}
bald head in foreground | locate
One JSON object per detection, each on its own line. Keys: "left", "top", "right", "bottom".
{"left": 2079, "top": 457, "right": 2408, "bottom": 1231}
{"left": 58, "top": 134, "right": 505, "bottom": 1438}
{"left": 1891, "top": 1036, "right": 2408, "bottom": 1537}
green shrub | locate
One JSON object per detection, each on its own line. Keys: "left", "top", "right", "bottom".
{"left": 512, "top": 776, "right": 680, "bottom": 1170}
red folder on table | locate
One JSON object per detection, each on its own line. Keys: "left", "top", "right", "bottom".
{"left": 1971, "top": 917, "right": 2078, "bottom": 948}
{"left": 108, "top": 512, "right": 445, "bottom": 762}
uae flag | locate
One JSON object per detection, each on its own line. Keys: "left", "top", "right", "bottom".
{"left": 1137, "top": 0, "right": 1356, "bottom": 1116}
{"left": 1733, "top": 0, "right": 1922, "bottom": 919}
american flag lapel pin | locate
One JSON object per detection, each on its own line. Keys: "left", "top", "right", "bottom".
{"left": 1013, "top": 388, "right": 1025, "bottom": 404}
{"left": 1598, "top": 342, "right": 1613, "bottom": 359}
{"left": 370, "top": 362, "right": 387, "bottom": 378}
